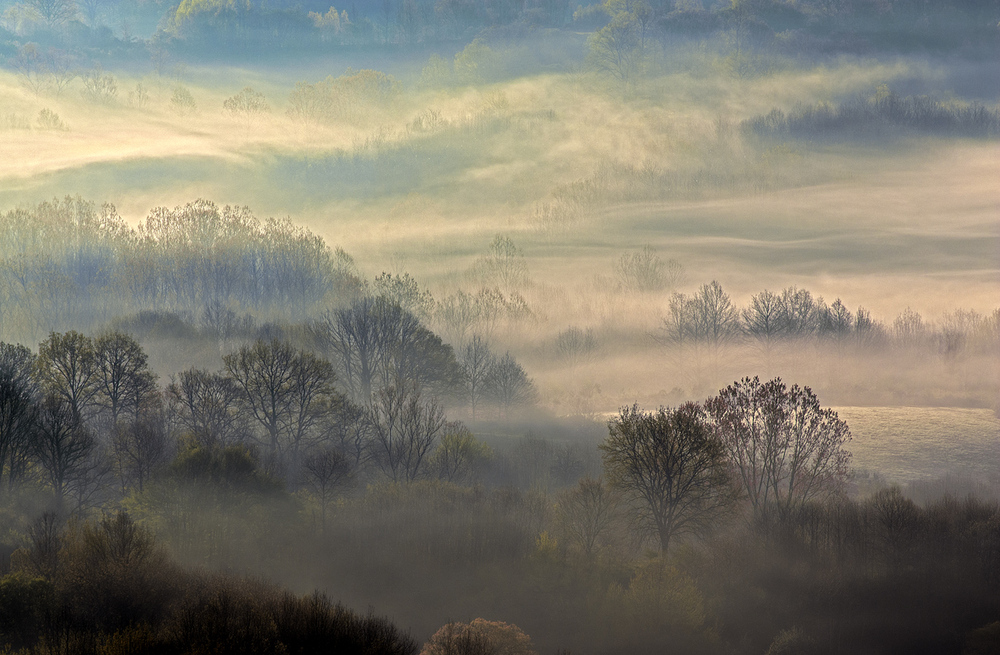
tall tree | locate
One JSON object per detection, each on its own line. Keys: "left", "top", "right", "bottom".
{"left": 166, "top": 368, "right": 247, "bottom": 447}
{"left": 33, "top": 395, "right": 96, "bottom": 506}
{"left": 93, "top": 331, "right": 157, "bottom": 429}
{"left": 706, "top": 376, "right": 852, "bottom": 519}
{"left": 224, "top": 339, "right": 338, "bottom": 469}
{"left": 366, "top": 384, "right": 445, "bottom": 483}
{"left": 36, "top": 331, "right": 98, "bottom": 427}
{"left": 602, "top": 403, "right": 734, "bottom": 552}
{"left": 461, "top": 335, "right": 494, "bottom": 421}
{"left": 487, "top": 351, "right": 537, "bottom": 421}
{"left": 0, "top": 343, "right": 39, "bottom": 492}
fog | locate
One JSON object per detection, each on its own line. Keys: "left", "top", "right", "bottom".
{"left": 0, "top": 1, "right": 999, "bottom": 653}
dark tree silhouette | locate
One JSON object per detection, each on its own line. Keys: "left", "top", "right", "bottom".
{"left": 366, "top": 384, "right": 445, "bottom": 483}
{"left": 35, "top": 331, "right": 98, "bottom": 426}
{"left": 167, "top": 368, "right": 247, "bottom": 447}
{"left": 602, "top": 403, "right": 734, "bottom": 552}
{"left": 0, "top": 343, "right": 39, "bottom": 491}
{"left": 706, "top": 376, "right": 852, "bottom": 519}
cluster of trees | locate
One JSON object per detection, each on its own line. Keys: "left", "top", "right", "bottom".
{"left": 0, "top": 315, "right": 538, "bottom": 513}
{"left": 0, "top": 354, "right": 997, "bottom": 653}
{"left": 661, "top": 280, "right": 1000, "bottom": 359}
{"left": 0, "top": 198, "right": 360, "bottom": 343}
{"left": 744, "top": 85, "right": 1000, "bottom": 141}
{"left": 601, "top": 376, "right": 851, "bottom": 552}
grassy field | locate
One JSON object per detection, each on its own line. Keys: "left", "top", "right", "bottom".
{"left": 839, "top": 405, "right": 1000, "bottom": 492}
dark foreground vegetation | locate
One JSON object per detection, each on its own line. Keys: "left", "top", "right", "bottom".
{"left": 0, "top": 284, "right": 996, "bottom": 653}
{"left": 0, "top": 512, "right": 418, "bottom": 655}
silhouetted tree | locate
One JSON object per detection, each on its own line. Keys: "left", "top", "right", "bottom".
{"left": 112, "top": 412, "right": 169, "bottom": 493}
{"left": 0, "top": 343, "right": 39, "bottom": 491}
{"left": 556, "top": 476, "right": 620, "bottom": 556}
{"left": 461, "top": 335, "right": 495, "bottom": 421}
{"left": 366, "top": 384, "right": 446, "bottom": 482}
{"left": 167, "top": 368, "right": 247, "bottom": 447}
{"left": 224, "top": 339, "right": 338, "bottom": 469}
{"left": 706, "top": 376, "right": 852, "bottom": 519}
{"left": 93, "top": 331, "right": 158, "bottom": 429}
{"left": 35, "top": 331, "right": 98, "bottom": 426}
{"left": 33, "top": 395, "right": 95, "bottom": 506}
{"left": 487, "top": 352, "right": 537, "bottom": 421}
{"left": 602, "top": 403, "right": 734, "bottom": 552}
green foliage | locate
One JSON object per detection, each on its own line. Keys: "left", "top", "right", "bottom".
{"left": 453, "top": 38, "right": 495, "bottom": 85}
{"left": 603, "top": 556, "right": 706, "bottom": 636}
{"left": 431, "top": 423, "right": 492, "bottom": 484}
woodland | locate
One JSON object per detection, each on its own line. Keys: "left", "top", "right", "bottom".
{"left": 0, "top": 0, "right": 999, "bottom": 653}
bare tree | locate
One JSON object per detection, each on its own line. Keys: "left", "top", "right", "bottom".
{"left": 223, "top": 87, "right": 270, "bottom": 135}
{"left": 487, "top": 351, "right": 537, "bottom": 421}
{"left": 224, "top": 339, "right": 337, "bottom": 468}
{"left": 94, "top": 331, "right": 157, "bottom": 429}
{"left": 778, "top": 285, "right": 818, "bottom": 337}
{"left": 366, "top": 384, "right": 446, "bottom": 483}
{"left": 706, "top": 376, "right": 852, "bottom": 520}
{"left": 112, "top": 412, "right": 169, "bottom": 493}
{"left": 602, "top": 403, "right": 734, "bottom": 552}
{"left": 166, "top": 368, "right": 247, "bottom": 446}
{"left": 316, "top": 297, "right": 460, "bottom": 405}
{"left": 461, "top": 335, "right": 495, "bottom": 421}
{"left": 0, "top": 343, "right": 39, "bottom": 492}
{"left": 33, "top": 395, "right": 96, "bottom": 507}
{"left": 743, "top": 289, "right": 785, "bottom": 364}
{"left": 470, "top": 235, "right": 528, "bottom": 295}
{"left": 320, "top": 396, "right": 371, "bottom": 471}
{"left": 556, "top": 476, "right": 621, "bottom": 557}
{"left": 36, "top": 331, "right": 98, "bottom": 427}
{"left": 303, "top": 446, "right": 353, "bottom": 532}
{"left": 615, "top": 246, "right": 683, "bottom": 292}
{"left": 26, "top": 0, "right": 78, "bottom": 28}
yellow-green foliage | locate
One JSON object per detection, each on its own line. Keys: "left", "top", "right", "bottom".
{"left": 603, "top": 556, "right": 706, "bottom": 636}
{"left": 287, "top": 69, "right": 402, "bottom": 124}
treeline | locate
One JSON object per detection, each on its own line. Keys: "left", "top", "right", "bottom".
{"left": 744, "top": 86, "right": 1000, "bottom": 141}
{"left": 0, "top": 198, "right": 359, "bottom": 342}
{"left": 659, "top": 280, "right": 999, "bottom": 358}
{"left": 0, "top": 313, "right": 542, "bottom": 512}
